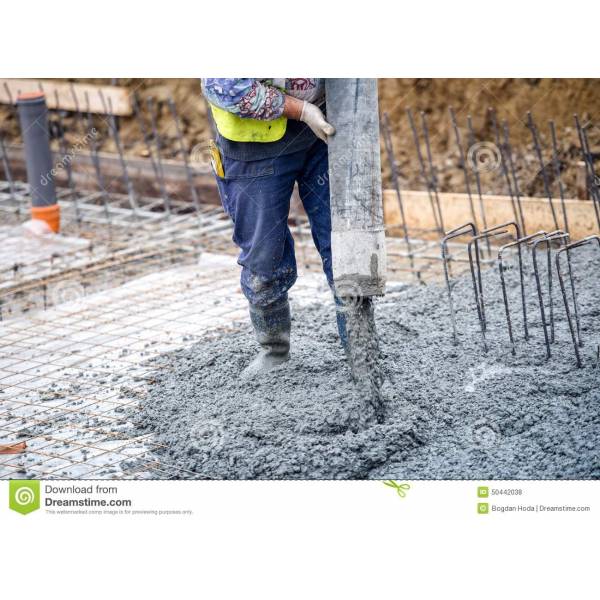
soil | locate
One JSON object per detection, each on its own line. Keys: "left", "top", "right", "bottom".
{"left": 378, "top": 78, "right": 600, "bottom": 197}
{"left": 131, "top": 244, "right": 600, "bottom": 479}
{"left": 1, "top": 78, "right": 599, "bottom": 198}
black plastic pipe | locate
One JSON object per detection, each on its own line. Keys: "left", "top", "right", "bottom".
{"left": 17, "top": 92, "right": 59, "bottom": 231}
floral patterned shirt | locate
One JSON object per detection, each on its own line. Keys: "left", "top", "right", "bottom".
{"left": 202, "top": 78, "right": 324, "bottom": 121}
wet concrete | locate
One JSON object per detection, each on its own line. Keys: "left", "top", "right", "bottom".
{"left": 133, "top": 246, "right": 600, "bottom": 479}
{"left": 344, "top": 298, "right": 386, "bottom": 428}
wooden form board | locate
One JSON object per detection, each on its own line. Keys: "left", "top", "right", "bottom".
{"left": 0, "top": 79, "right": 132, "bottom": 116}
{"left": 383, "top": 189, "right": 598, "bottom": 241}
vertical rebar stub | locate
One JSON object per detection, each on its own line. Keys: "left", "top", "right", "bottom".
{"left": 17, "top": 92, "right": 60, "bottom": 232}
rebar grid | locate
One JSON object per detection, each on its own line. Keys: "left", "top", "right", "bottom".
{"left": 0, "top": 252, "right": 255, "bottom": 479}
{"left": 0, "top": 183, "right": 238, "bottom": 317}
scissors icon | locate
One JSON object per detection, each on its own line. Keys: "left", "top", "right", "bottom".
{"left": 383, "top": 480, "right": 410, "bottom": 498}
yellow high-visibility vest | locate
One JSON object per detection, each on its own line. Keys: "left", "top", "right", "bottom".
{"left": 209, "top": 103, "right": 287, "bottom": 143}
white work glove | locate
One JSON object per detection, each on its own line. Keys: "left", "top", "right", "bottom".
{"left": 300, "top": 101, "right": 336, "bottom": 143}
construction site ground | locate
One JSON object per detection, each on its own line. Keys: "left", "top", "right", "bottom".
{"left": 1, "top": 78, "right": 599, "bottom": 480}
{"left": 2, "top": 216, "right": 598, "bottom": 479}
{"left": 133, "top": 245, "right": 600, "bottom": 480}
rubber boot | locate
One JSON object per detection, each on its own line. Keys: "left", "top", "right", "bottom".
{"left": 241, "top": 296, "right": 291, "bottom": 378}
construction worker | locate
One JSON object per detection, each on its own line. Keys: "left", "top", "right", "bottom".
{"left": 201, "top": 78, "right": 344, "bottom": 377}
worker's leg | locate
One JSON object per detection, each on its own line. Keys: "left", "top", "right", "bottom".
{"left": 215, "top": 151, "right": 303, "bottom": 376}
{"left": 296, "top": 140, "right": 348, "bottom": 348}
{"left": 215, "top": 153, "right": 301, "bottom": 306}
{"left": 296, "top": 139, "right": 334, "bottom": 285}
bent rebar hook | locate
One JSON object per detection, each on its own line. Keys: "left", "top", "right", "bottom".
{"left": 468, "top": 221, "right": 521, "bottom": 352}
{"left": 556, "top": 235, "right": 600, "bottom": 368}
{"left": 441, "top": 222, "right": 478, "bottom": 344}
{"left": 498, "top": 231, "right": 547, "bottom": 354}
{"left": 531, "top": 230, "right": 570, "bottom": 359}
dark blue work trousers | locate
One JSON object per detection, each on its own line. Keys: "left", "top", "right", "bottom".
{"left": 215, "top": 139, "right": 333, "bottom": 307}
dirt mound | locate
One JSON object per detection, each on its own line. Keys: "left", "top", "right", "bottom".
{"left": 378, "top": 78, "right": 600, "bottom": 197}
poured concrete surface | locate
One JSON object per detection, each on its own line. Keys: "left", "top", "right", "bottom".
{"left": 2, "top": 241, "right": 598, "bottom": 480}
{"left": 0, "top": 251, "right": 332, "bottom": 479}
{"left": 134, "top": 246, "right": 600, "bottom": 479}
